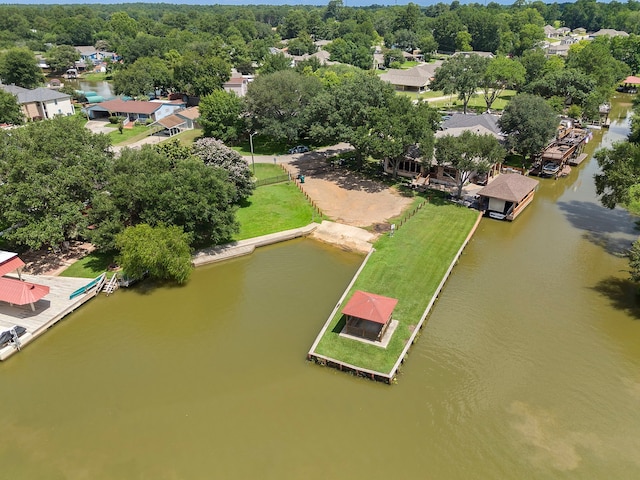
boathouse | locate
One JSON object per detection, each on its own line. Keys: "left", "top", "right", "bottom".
{"left": 342, "top": 290, "right": 398, "bottom": 342}
{"left": 477, "top": 174, "right": 539, "bottom": 221}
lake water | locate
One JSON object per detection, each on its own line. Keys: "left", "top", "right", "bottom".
{"left": 1, "top": 95, "right": 639, "bottom": 479}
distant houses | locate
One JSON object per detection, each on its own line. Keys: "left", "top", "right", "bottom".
{"left": 0, "top": 84, "right": 74, "bottom": 121}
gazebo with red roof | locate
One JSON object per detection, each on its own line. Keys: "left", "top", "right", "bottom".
{"left": 342, "top": 290, "right": 398, "bottom": 342}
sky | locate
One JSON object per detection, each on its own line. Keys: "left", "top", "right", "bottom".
{"left": 0, "top": 0, "right": 575, "bottom": 6}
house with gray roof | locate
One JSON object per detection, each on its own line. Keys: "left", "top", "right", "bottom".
{"left": 436, "top": 113, "right": 503, "bottom": 140}
{"left": 591, "top": 29, "right": 629, "bottom": 38}
{"left": 0, "top": 84, "right": 74, "bottom": 121}
{"left": 428, "top": 113, "right": 504, "bottom": 188}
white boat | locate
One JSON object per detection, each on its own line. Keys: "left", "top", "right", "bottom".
{"left": 489, "top": 211, "right": 506, "bottom": 220}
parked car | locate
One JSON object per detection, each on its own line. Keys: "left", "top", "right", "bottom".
{"left": 288, "top": 145, "right": 309, "bottom": 154}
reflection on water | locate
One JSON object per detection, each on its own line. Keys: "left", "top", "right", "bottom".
{"left": 1, "top": 96, "right": 640, "bottom": 479}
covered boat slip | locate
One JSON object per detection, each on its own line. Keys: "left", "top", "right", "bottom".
{"left": 477, "top": 174, "right": 539, "bottom": 221}
{"left": 0, "top": 275, "right": 97, "bottom": 360}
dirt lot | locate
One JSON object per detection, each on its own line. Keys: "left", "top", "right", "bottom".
{"left": 283, "top": 149, "right": 414, "bottom": 228}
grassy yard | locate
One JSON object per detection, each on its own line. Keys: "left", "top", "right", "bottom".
{"left": 313, "top": 197, "right": 479, "bottom": 374}
{"left": 397, "top": 89, "right": 446, "bottom": 101}
{"left": 234, "top": 169, "right": 318, "bottom": 240}
{"left": 108, "top": 124, "right": 152, "bottom": 145}
{"left": 430, "top": 90, "right": 517, "bottom": 112}
{"left": 59, "top": 251, "right": 116, "bottom": 279}
{"left": 170, "top": 128, "right": 202, "bottom": 146}
{"left": 81, "top": 72, "right": 109, "bottom": 82}
{"left": 232, "top": 135, "right": 289, "bottom": 156}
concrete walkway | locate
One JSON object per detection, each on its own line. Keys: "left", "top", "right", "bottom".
{"left": 192, "top": 220, "right": 376, "bottom": 266}
{"left": 192, "top": 224, "right": 319, "bottom": 266}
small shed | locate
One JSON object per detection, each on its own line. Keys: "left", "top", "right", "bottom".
{"left": 342, "top": 290, "right": 398, "bottom": 342}
{"left": 477, "top": 174, "right": 539, "bottom": 221}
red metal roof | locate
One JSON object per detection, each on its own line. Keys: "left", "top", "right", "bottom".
{"left": 623, "top": 75, "right": 640, "bottom": 85}
{"left": 0, "top": 256, "right": 25, "bottom": 277}
{"left": 95, "top": 99, "right": 161, "bottom": 115}
{"left": 0, "top": 276, "right": 49, "bottom": 305}
{"left": 342, "top": 290, "right": 398, "bottom": 324}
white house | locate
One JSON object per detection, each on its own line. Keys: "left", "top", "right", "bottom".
{"left": 0, "top": 84, "right": 74, "bottom": 121}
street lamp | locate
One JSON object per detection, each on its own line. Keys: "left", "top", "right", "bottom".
{"left": 249, "top": 131, "right": 256, "bottom": 175}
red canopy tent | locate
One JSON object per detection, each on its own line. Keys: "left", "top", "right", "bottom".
{"left": 622, "top": 75, "right": 640, "bottom": 85}
{"left": 0, "top": 276, "right": 50, "bottom": 311}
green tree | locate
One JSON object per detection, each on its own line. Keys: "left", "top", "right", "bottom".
{"left": 0, "top": 89, "right": 23, "bottom": 125}
{"left": 434, "top": 130, "right": 504, "bottom": 198}
{"left": 594, "top": 142, "right": 640, "bottom": 211}
{"left": 481, "top": 56, "right": 526, "bottom": 111}
{"left": 566, "top": 37, "right": 631, "bottom": 91}
{"left": 431, "top": 53, "right": 489, "bottom": 114}
{"left": 89, "top": 146, "right": 238, "bottom": 250}
{"left": 352, "top": 96, "right": 439, "bottom": 176}
{"left": 524, "top": 68, "right": 596, "bottom": 107}
{"left": 244, "top": 70, "right": 322, "bottom": 143}
{"left": 0, "top": 47, "right": 44, "bottom": 89}
{"left": 260, "top": 52, "right": 292, "bottom": 74}
{"left": 0, "top": 116, "right": 112, "bottom": 250}
{"left": 174, "top": 52, "right": 231, "bottom": 97}
{"left": 198, "top": 89, "right": 244, "bottom": 143}
{"left": 498, "top": 93, "right": 558, "bottom": 161}
{"left": 113, "top": 57, "right": 172, "bottom": 98}
{"left": 116, "top": 224, "right": 193, "bottom": 284}
{"left": 45, "top": 45, "right": 80, "bottom": 73}
{"left": 307, "top": 70, "right": 396, "bottom": 159}
{"left": 192, "top": 137, "right": 255, "bottom": 202}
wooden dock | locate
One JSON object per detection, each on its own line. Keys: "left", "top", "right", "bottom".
{"left": 0, "top": 274, "right": 103, "bottom": 360}
{"left": 307, "top": 212, "right": 484, "bottom": 384}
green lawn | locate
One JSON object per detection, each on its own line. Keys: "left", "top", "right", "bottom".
{"left": 59, "top": 251, "right": 116, "bottom": 279}
{"left": 170, "top": 128, "right": 202, "bottom": 146}
{"left": 81, "top": 72, "right": 109, "bottom": 82}
{"left": 429, "top": 90, "right": 517, "bottom": 112}
{"left": 397, "top": 89, "right": 446, "bottom": 101}
{"left": 232, "top": 135, "right": 289, "bottom": 156}
{"left": 251, "top": 163, "right": 285, "bottom": 180}
{"left": 107, "top": 124, "right": 151, "bottom": 145}
{"left": 234, "top": 180, "right": 318, "bottom": 241}
{"left": 313, "top": 197, "right": 479, "bottom": 374}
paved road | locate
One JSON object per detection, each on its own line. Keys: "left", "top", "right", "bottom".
{"left": 242, "top": 142, "right": 353, "bottom": 165}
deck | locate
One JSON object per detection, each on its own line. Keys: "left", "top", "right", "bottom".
{"left": 0, "top": 274, "right": 100, "bottom": 360}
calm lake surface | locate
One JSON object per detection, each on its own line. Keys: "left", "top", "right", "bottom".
{"left": 1, "top": 95, "right": 639, "bottom": 479}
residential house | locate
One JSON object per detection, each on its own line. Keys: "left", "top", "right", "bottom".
{"left": 544, "top": 25, "right": 559, "bottom": 38}
{"left": 74, "top": 46, "right": 119, "bottom": 63}
{"left": 223, "top": 75, "right": 249, "bottom": 97}
{"left": 0, "top": 84, "right": 74, "bottom": 121}
{"left": 379, "top": 60, "right": 443, "bottom": 93}
{"left": 428, "top": 113, "right": 503, "bottom": 187}
{"left": 452, "top": 51, "right": 495, "bottom": 59}
{"left": 591, "top": 29, "right": 629, "bottom": 38}
{"left": 175, "top": 106, "right": 200, "bottom": 130}
{"left": 83, "top": 99, "right": 183, "bottom": 122}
